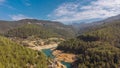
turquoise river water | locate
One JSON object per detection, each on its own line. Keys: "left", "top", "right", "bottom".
{"left": 42, "top": 49, "right": 71, "bottom": 68}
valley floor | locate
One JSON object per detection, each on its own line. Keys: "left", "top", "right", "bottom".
{"left": 28, "top": 43, "right": 58, "bottom": 51}
{"left": 10, "top": 37, "right": 77, "bottom": 68}
{"left": 27, "top": 41, "right": 77, "bottom": 68}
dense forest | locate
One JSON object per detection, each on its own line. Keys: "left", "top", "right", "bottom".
{"left": 5, "top": 24, "right": 62, "bottom": 39}
{"left": 0, "top": 35, "right": 48, "bottom": 68}
{"left": 4, "top": 24, "right": 75, "bottom": 39}
{"left": 57, "top": 21, "right": 120, "bottom": 68}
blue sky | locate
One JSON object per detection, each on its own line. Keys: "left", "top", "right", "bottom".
{"left": 0, "top": 0, "right": 65, "bottom": 20}
{"left": 0, "top": 0, "right": 120, "bottom": 24}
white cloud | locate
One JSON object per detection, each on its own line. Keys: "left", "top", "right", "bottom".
{"left": 24, "top": 0, "right": 31, "bottom": 6}
{"left": 0, "top": 0, "right": 15, "bottom": 9}
{"left": 10, "top": 14, "right": 32, "bottom": 20}
{"left": 25, "top": 2, "right": 31, "bottom": 6}
{"left": 49, "top": 0, "right": 120, "bottom": 23}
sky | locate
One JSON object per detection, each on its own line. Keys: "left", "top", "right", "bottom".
{"left": 0, "top": 0, "right": 120, "bottom": 24}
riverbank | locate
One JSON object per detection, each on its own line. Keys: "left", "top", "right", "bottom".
{"left": 52, "top": 50, "right": 77, "bottom": 63}
{"left": 42, "top": 49, "right": 67, "bottom": 68}
{"left": 11, "top": 37, "right": 77, "bottom": 68}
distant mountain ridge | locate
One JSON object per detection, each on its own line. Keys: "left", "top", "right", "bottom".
{"left": 71, "top": 14, "right": 120, "bottom": 35}
{"left": 0, "top": 14, "right": 120, "bottom": 38}
{"left": 0, "top": 19, "right": 75, "bottom": 39}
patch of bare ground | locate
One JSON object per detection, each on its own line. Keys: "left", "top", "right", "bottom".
{"left": 28, "top": 43, "right": 58, "bottom": 51}
{"left": 52, "top": 50, "right": 77, "bottom": 63}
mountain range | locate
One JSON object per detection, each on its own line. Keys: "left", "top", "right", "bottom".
{"left": 0, "top": 19, "right": 75, "bottom": 39}
{"left": 0, "top": 14, "right": 120, "bottom": 39}
{"left": 71, "top": 14, "right": 120, "bottom": 35}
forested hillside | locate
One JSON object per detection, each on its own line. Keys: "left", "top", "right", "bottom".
{"left": 0, "top": 35, "right": 48, "bottom": 68}
{"left": 5, "top": 24, "right": 61, "bottom": 39}
{"left": 0, "top": 19, "right": 75, "bottom": 39}
{"left": 57, "top": 21, "right": 120, "bottom": 68}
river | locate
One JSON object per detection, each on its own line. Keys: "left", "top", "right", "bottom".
{"left": 42, "top": 49, "right": 71, "bottom": 68}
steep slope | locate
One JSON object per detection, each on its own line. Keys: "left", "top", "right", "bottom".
{"left": 0, "top": 35, "right": 48, "bottom": 68}
{"left": 57, "top": 20, "right": 120, "bottom": 68}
